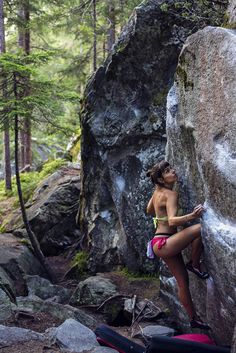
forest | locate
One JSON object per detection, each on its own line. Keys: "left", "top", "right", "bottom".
{"left": 0, "top": 0, "right": 141, "bottom": 193}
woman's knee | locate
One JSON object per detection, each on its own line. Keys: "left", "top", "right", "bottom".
{"left": 191, "top": 223, "right": 201, "bottom": 238}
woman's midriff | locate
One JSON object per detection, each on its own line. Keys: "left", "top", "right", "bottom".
{"left": 155, "top": 224, "right": 177, "bottom": 235}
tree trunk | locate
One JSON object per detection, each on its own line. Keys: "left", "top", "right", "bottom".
{"left": 92, "top": 0, "right": 97, "bottom": 72}
{"left": 18, "top": 1, "right": 31, "bottom": 171}
{"left": 13, "top": 73, "right": 54, "bottom": 282}
{"left": 107, "top": 0, "right": 116, "bottom": 53}
{"left": 23, "top": 0, "right": 31, "bottom": 170}
{"left": 0, "top": 0, "right": 12, "bottom": 190}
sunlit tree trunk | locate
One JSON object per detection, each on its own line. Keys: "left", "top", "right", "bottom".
{"left": 107, "top": 0, "right": 116, "bottom": 53}
{"left": 0, "top": 0, "right": 12, "bottom": 190}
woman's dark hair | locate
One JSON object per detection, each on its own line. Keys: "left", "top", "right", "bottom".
{"left": 146, "top": 160, "right": 170, "bottom": 185}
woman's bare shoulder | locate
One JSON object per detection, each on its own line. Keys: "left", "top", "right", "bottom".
{"left": 164, "top": 189, "right": 178, "bottom": 198}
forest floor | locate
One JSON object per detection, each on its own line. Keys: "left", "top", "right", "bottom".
{"left": 1, "top": 254, "right": 168, "bottom": 353}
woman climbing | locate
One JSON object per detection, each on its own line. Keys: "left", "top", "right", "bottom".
{"left": 146, "top": 160, "right": 210, "bottom": 330}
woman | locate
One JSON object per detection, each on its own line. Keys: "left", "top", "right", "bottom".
{"left": 146, "top": 160, "right": 210, "bottom": 330}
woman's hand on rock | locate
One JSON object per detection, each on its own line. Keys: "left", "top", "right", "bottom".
{"left": 192, "top": 204, "right": 205, "bottom": 219}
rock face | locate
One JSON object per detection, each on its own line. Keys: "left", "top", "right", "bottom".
{"left": 228, "top": 0, "right": 236, "bottom": 25}
{"left": 80, "top": 0, "right": 226, "bottom": 273}
{"left": 163, "top": 27, "right": 236, "bottom": 345}
{"left": 0, "top": 233, "right": 46, "bottom": 297}
{"left": 18, "top": 165, "right": 81, "bottom": 255}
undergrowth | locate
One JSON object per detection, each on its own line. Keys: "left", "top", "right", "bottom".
{"left": 71, "top": 251, "right": 88, "bottom": 276}
{"left": 0, "top": 158, "right": 67, "bottom": 205}
{"left": 117, "top": 267, "right": 159, "bottom": 280}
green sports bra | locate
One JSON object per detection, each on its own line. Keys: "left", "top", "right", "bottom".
{"left": 153, "top": 209, "right": 183, "bottom": 228}
{"left": 153, "top": 216, "right": 168, "bottom": 228}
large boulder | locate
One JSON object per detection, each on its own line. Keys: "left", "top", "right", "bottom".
{"left": 163, "top": 27, "right": 236, "bottom": 345}
{"left": 12, "top": 165, "right": 81, "bottom": 255}
{"left": 0, "top": 233, "right": 46, "bottom": 297}
{"left": 79, "top": 0, "right": 227, "bottom": 273}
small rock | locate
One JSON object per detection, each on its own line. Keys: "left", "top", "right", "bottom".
{"left": 91, "top": 347, "right": 119, "bottom": 353}
{"left": 50, "top": 318, "right": 99, "bottom": 353}
{"left": 134, "top": 325, "right": 175, "bottom": 340}
{"left": 73, "top": 276, "right": 117, "bottom": 305}
{"left": 25, "top": 275, "right": 71, "bottom": 304}
{"left": 15, "top": 295, "right": 97, "bottom": 329}
{"left": 0, "top": 325, "right": 44, "bottom": 346}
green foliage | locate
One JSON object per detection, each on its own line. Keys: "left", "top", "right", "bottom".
{"left": 0, "top": 158, "right": 67, "bottom": 204}
{"left": 118, "top": 267, "right": 159, "bottom": 280}
{"left": 71, "top": 251, "right": 88, "bottom": 276}
{"left": 0, "top": 222, "right": 7, "bottom": 233}
{"left": 12, "top": 172, "right": 41, "bottom": 205}
{"left": 39, "top": 158, "right": 67, "bottom": 178}
{"left": 18, "top": 238, "right": 31, "bottom": 247}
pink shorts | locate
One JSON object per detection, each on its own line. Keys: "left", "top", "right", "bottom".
{"left": 151, "top": 237, "right": 168, "bottom": 250}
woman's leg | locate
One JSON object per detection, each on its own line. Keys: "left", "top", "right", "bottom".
{"left": 163, "top": 253, "right": 196, "bottom": 319}
{"left": 153, "top": 224, "right": 201, "bottom": 258}
{"left": 190, "top": 236, "right": 203, "bottom": 269}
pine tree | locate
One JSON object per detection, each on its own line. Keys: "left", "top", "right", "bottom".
{"left": 0, "top": 51, "right": 78, "bottom": 281}
{"left": 0, "top": 0, "right": 12, "bottom": 190}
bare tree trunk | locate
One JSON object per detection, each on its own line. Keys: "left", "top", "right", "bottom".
{"left": 0, "top": 0, "right": 5, "bottom": 52}
{"left": 13, "top": 72, "right": 54, "bottom": 282}
{"left": 107, "top": 0, "right": 116, "bottom": 53}
{"left": 18, "top": 1, "right": 31, "bottom": 171}
{"left": 0, "top": 0, "right": 12, "bottom": 190}
{"left": 18, "top": 4, "right": 26, "bottom": 170}
{"left": 23, "top": 0, "right": 31, "bottom": 170}
{"left": 92, "top": 0, "right": 97, "bottom": 72}
{"left": 103, "top": 35, "right": 106, "bottom": 61}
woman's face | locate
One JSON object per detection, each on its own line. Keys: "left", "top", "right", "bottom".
{"left": 162, "top": 165, "right": 178, "bottom": 184}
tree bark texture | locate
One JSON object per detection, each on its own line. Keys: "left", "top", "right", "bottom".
{"left": 18, "top": 0, "right": 31, "bottom": 170}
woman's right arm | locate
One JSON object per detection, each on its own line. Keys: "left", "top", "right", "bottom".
{"left": 166, "top": 191, "right": 204, "bottom": 226}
